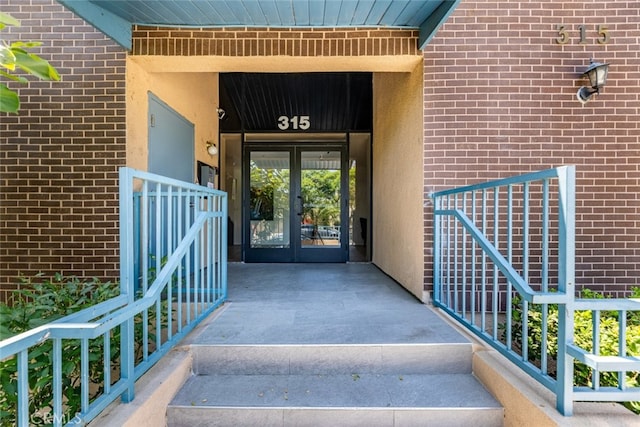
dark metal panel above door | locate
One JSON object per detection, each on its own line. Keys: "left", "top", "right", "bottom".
{"left": 219, "top": 72, "right": 372, "bottom": 133}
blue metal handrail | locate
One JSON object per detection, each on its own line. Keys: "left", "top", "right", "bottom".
{"left": 432, "top": 165, "right": 640, "bottom": 416}
{"left": 0, "top": 167, "right": 227, "bottom": 426}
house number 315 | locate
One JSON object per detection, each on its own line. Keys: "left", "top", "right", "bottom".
{"left": 278, "top": 115, "right": 310, "bottom": 130}
{"left": 555, "top": 24, "right": 610, "bottom": 45}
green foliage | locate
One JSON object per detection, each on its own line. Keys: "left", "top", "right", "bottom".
{"left": 301, "top": 169, "right": 341, "bottom": 227}
{"left": 503, "top": 289, "right": 640, "bottom": 414}
{"left": 0, "top": 264, "right": 177, "bottom": 425}
{"left": 0, "top": 274, "right": 119, "bottom": 425}
{"left": 0, "top": 12, "right": 60, "bottom": 113}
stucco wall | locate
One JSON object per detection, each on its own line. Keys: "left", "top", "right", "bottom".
{"left": 127, "top": 58, "right": 219, "bottom": 176}
{"left": 372, "top": 66, "right": 425, "bottom": 301}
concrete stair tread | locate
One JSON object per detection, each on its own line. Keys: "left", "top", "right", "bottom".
{"left": 190, "top": 343, "right": 474, "bottom": 375}
{"left": 170, "top": 373, "right": 501, "bottom": 409}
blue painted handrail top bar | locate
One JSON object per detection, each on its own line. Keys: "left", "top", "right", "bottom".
{"left": 574, "top": 298, "right": 640, "bottom": 311}
{"left": 431, "top": 166, "right": 571, "bottom": 198}
{"left": 128, "top": 168, "right": 228, "bottom": 197}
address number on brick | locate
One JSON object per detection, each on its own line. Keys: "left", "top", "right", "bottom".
{"left": 555, "top": 24, "right": 610, "bottom": 45}
{"left": 278, "top": 115, "right": 310, "bottom": 131}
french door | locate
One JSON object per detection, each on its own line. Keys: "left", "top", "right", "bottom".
{"left": 243, "top": 144, "right": 348, "bottom": 262}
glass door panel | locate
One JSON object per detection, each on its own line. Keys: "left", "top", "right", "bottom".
{"left": 245, "top": 150, "right": 293, "bottom": 261}
{"left": 300, "top": 151, "right": 342, "bottom": 249}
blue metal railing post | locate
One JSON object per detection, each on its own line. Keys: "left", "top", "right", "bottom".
{"left": 432, "top": 194, "right": 441, "bottom": 304}
{"left": 222, "top": 193, "right": 229, "bottom": 300}
{"left": 119, "top": 167, "right": 136, "bottom": 403}
{"left": 556, "top": 165, "right": 576, "bottom": 416}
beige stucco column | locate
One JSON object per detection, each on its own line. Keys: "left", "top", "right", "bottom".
{"left": 372, "top": 64, "right": 425, "bottom": 301}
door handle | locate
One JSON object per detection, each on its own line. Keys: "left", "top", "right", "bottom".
{"left": 297, "top": 195, "right": 303, "bottom": 216}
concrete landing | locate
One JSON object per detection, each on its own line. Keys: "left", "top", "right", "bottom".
{"left": 189, "top": 263, "right": 470, "bottom": 346}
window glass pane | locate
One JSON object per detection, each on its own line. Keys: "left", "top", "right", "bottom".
{"left": 249, "top": 151, "right": 290, "bottom": 248}
{"left": 300, "top": 151, "right": 341, "bottom": 248}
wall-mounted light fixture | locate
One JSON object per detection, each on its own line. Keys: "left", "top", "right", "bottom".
{"left": 577, "top": 58, "right": 609, "bottom": 104}
{"left": 206, "top": 140, "right": 218, "bottom": 156}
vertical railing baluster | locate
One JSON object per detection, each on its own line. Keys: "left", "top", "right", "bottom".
{"left": 53, "top": 338, "right": 62, "bottom": 427}
{"left": 103, "top": 332, "right": 111, "bottom": 395}
{"left": 446, "top": 194, "right": 451, "bottom": 307}
{"left": 141, "top": 180, "right": 149, "bottom": 296}
{"left": 593, "top": 310, "right": 601, "bottom": 390}
{"left": 157, "top": 184, "right": 165, "bottom": 349}
{"left": 481, "top": 188, "right": 487, "bottom": 332}
{"left": 156, "top": 293, "right": 162, "bottom": 350}
{"left": 493, "top": 187, "right": 499, "bottom": 339}
{"left": 17, "top": 350, "right": 28, "bottom": 427}
{"left": 541, "top": 178, "right": 550, "bottom": 374}
{"left": 194, "top": 193, "right": 200, "bottom": 318}
{"left": 215, "top": 195, "right": 221, "bottom": 301}
{"left": 81, "top": 338, "right": 89, "bottom": 414}
{"left": 506, "top": 185, "right": 513, "bottom": 350}
{"left": 186, "top": 190, "right": 192, "bottom": 324}
{"left": 433, "top": 194, "right": 441, "bottom": 304}
{"left": 462, "top": 192, "right": 467, "bottom": 320}
{"left": 133, "top": 194, "right": 141, "bottom": 294}
{"left": 155, "top": 182, "right": 162, "bottom": 278}
{"left": 142, "top": 181, "right": 150, "bottom": 361}
{"left": 177, "top": 188, "right": 183, "bottom": 331}
{"left": 208, "top": 194, "right": 214, "bottom": 305}
{"left": 200, "top": 196, "right": 206, "bottom": 313}
{"left": 167, "top": 186, "right": 173, "bottom": 340}
{"left": 522, "top": 182, "right": 529, "bottom": 363}
{"left": 454, "top": 194, "right": 459, "bottom": 313}
{"left": 471, "top": 191, "right": 477, "bottom": 326}
{"left": 618, "top": 310, "right": 626, "bottom": 390}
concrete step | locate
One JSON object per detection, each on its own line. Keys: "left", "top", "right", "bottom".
{"left": 167, "top": 343, "right": 503, "bottom": 426}
{"left": 167, "top": 373, "right": 502, "bottom": 427}
{"left": 190, "top": 343, "right": 474, "bottom": 375}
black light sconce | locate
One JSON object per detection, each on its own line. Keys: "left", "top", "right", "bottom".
{"left": 577, "top": 58, "right": 610, "bottom": 104}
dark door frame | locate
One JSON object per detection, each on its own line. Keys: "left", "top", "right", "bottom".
{"left": 243, "top": 142, "right": 349, "bottom": 263}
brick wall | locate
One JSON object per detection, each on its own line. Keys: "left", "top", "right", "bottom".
{"left": 423, "top": 0, "right": 640, "bottom": 296}
{"left": 132, "top": 26, "right": 419, "bottom": 57}
{"left": 0, "top": 0, "right": 127, "bottom": 301}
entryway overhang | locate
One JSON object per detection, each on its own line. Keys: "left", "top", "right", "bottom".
{"left": 56, "top": 0, "right": 460, "bottom": 51}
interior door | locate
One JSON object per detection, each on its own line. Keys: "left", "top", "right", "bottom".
{"left": 244, "top": 144, "right": 347, "bottom": 262}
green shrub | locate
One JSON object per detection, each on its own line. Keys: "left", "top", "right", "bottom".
{"left": 0, "top": 269, "right": 175, "bottom": 425}
{"left": 0, "top": 274, "right": 119, "bottom": 425}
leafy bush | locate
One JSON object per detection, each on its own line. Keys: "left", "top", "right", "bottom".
{"left": 0, "top": 268, "right": 174, "bottom": 425}
{"left": 0, "top": 274, "right": 119, "bottom": 425}
{"left": 503, "top": 287, "right": 640, "bottom": 414}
